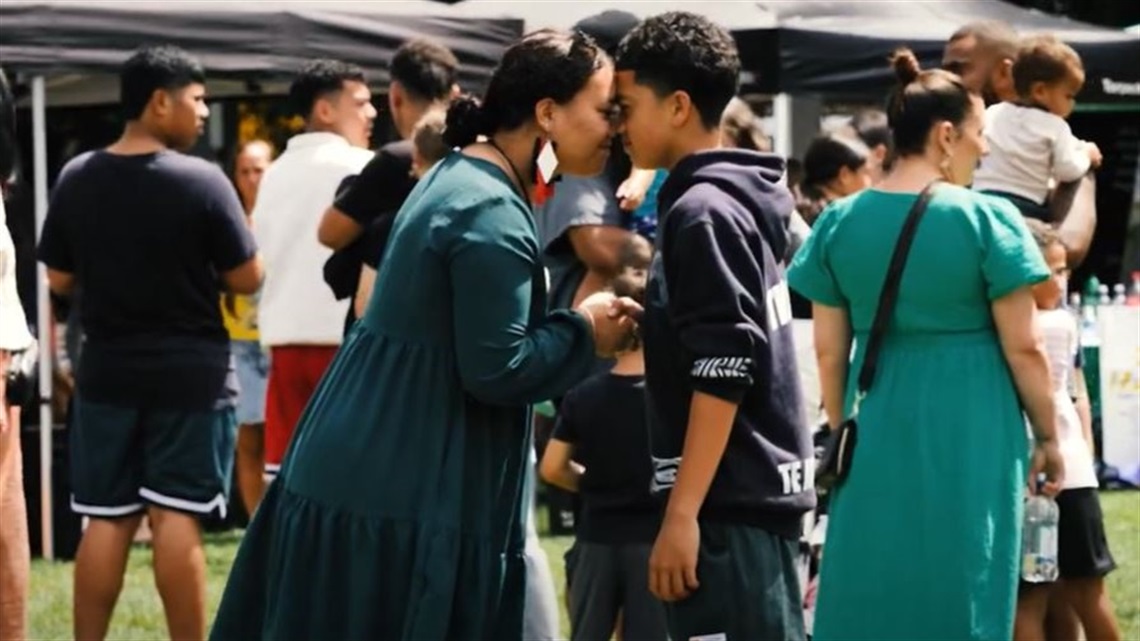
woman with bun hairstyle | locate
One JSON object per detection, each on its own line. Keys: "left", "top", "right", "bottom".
{"left": 788, "top": 49, "right": 1063, "bottom": 639}
{"left": 211, "top": 30, "right": 635, "bottom": 641}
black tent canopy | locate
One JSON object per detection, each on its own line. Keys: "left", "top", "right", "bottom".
{"left": 0, "top": 0, "right": 524, "bottom": 103}
{"left": 452, "top": 0, "right": 1139, "bottom": 106}
{"left": 762, "top": 0, "right": 1140, "bottom": 105}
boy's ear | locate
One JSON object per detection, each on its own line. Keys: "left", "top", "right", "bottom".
{"left": 667, "top": 90, "right": 694, "bottom": 128}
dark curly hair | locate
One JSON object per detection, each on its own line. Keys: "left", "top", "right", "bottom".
{"left": 615, "top": 12, "right": 740, "bottom": 130}
{"left": 443, "top": 30, "right": 609, "bottom": 148}
{"left": 289, "top": 59, "right": 367, "bottom": 119}
{"left": 120, "top": 45, "right": 205, "bottom": 121}
{"left": 391, "top": 39, "right": 459, "bottom": 103}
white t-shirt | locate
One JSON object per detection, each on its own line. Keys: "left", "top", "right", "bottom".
{"left": 1037, "top": 308, "right": 1099, "bottom": 490}
{"left": 0, "top": 197, "right": 33, "bottom": 352}
{"left": 254, "top": 132, "right": 373, "bottom": 347}
{"left": 973, "top": 102, "right": 1093, "bottom": 205}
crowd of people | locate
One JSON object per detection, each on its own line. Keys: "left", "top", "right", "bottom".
{"left": 0, "top": 8, "right": 1125, "bottom": 641}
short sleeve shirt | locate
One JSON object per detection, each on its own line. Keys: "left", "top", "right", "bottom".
{"left": 534, "top": 175, "right": 625, "bottom": 311}
{"left": 38, "top": 150, "right": 256, "bottom": 410}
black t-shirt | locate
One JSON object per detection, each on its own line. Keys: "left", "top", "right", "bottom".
{"left": 323, "top": 140, "right": 416, "bottom": 328}
{"left": 37, "top": 150, "right": 256, "bottom": 410}
{"left": 552, "top": 372, "right": 660, "bottom": 544}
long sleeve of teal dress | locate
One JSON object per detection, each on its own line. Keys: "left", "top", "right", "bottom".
{"left": 448, "top": 194, "right": 598, "bottom": 406}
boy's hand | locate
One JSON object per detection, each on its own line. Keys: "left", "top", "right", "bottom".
{"left": 1086, "top": 143, "right": 1103, "bottom": 169}
{"left": 648, "top": 512, "right": 700, "bottom": 602}
{"left": 616, "top": 168, "right": 656, "bottom": 212}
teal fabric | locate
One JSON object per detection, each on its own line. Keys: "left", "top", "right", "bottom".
{"left": 210, "top": 153, "right": 598, "bottom": 641}
{"left": 788, "top": 186, "right": 1049, "bottom": 641}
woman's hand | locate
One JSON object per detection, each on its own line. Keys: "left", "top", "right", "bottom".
{"left": 1030, "top": 439, "right": 1065, "bottom": 498}
{"left": 577, "top": 292, "right": 638, "bottom": 357}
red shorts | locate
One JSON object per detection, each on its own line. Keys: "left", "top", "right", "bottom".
{"left": 264, "top": 345, "right": 338, "bottom": 478}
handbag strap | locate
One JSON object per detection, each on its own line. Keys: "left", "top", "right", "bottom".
{"left": 855, "top": 181, "right": 939, "bottom": 398}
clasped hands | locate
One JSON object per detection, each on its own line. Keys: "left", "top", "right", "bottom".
{"left": 576, "top": 291, "right": 644, "bottom": 358}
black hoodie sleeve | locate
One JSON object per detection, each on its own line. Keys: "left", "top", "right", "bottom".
{"left": 667, "top": 214, "right": 766, "bottom": 405}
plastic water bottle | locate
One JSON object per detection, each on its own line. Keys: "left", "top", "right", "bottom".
{"left": 1021, "top": 478, "right": 1060, "bottom": 583}
{"left": 1079, "top": 288, "right": 1102, "bottom": 425}
{"left": 1112, "top": 283, "right": 1127, "bottom": 305}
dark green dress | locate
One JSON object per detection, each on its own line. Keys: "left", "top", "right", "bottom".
{"left": 210, "top": 154, "right": 597, "bottom": 640}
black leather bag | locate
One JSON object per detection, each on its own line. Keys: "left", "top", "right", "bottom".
{"left": 816, "top": 183, "right": 939, "bottom": 492}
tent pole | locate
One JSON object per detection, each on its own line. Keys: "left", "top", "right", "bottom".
{"left": 773, "top": 93, "right": 792, "bottom": 160}
{"left": 32, "top": 75, "right": 55, "bottom": 561}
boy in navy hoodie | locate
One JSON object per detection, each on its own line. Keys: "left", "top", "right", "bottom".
{"left": 615, "top": 12, "right": 815, "bottom": 640}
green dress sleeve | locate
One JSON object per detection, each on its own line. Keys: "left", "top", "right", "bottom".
{"left": 976, "top": 195, "right": 1051, "bottom": 300}
{"left": 788, "top": 203, "right": 845, "bottom": 306}
{"left": 448, "top": 195, "right": 597, "bottom": 406}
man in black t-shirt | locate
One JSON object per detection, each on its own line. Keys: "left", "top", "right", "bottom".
{"left": 37, "top": 46, "right": 261, "bottom": 641}
{"left": 318, "top": 38, "right": 459, "bottom": 330}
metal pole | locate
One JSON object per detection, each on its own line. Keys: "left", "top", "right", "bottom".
{"left": 32, "top": 75, "right": 54, "bottom": 561}
{"left": 773, "top": 92, "right": 792, "bottom": 160}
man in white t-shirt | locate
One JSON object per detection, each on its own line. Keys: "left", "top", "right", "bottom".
{"left": 253, "top": 59, "right": 376, "bottom": 480}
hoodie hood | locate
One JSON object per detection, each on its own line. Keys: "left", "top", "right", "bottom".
{"left": 658, "top": 149, "right": 793, "bottom": 260}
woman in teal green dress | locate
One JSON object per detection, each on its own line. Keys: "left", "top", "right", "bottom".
{"left": 210, "top": 31, "right": 633, "bottom": 641}
{"left": 788, "top": 50, "right": 1064, "bottom": 640}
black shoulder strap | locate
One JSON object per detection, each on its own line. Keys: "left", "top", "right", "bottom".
{"left": 856, "top": 182, "right": 939, "bottom": 393}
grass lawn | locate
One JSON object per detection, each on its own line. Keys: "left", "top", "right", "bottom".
{"left": 26, "top": 492, "right": 1140, "bottom": 640}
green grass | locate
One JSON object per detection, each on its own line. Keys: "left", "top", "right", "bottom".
{"left": 26, "top": 492, "right": 1140, "bottom": 640}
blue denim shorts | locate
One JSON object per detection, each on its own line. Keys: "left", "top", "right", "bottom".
{"left": 231, "top": 340, "right": 269, "bottom": 425}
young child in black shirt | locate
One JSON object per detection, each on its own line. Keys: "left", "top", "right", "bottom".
{"left": 540, "top": 234, "right": 667, "bottom": 641}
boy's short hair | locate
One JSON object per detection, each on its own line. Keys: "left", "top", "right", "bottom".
{"left": 289, "top": 59, "right": 367, "bottom": 119}
{"left": 120, "top": 45, "right": 206, "bottom": 120}
{"left": 1013, "top": 34, "right": 1083, "bottom": 97}
{"left": 615, "top": 12, "right": 740, "bottom": 130}
{"left": 411, "top": 109, "right": 450, "bottom": 167}
{"left": 391, "top": 39, "right": 460, "bottom": 102}
{"left": 1023, "top": 217, "right": 1065, "bottom": 252}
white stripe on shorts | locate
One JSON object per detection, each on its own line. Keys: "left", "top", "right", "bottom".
{"left": 70, "top": 496, "right": 145, "bottom": 517}
{"left": 139, "top": 488, "right": 228, "bottom": 519}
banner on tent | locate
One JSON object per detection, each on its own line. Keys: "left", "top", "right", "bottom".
{"left": 1098, "top": 306, "right": 1140, "bottom": 487}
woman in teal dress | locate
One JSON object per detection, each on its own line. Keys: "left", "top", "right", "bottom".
{"left": 210, "top": 31, "right": 633, "bottom": 640}
{"left": 788, "top": 50, "right": 1064, "bottom": 640}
